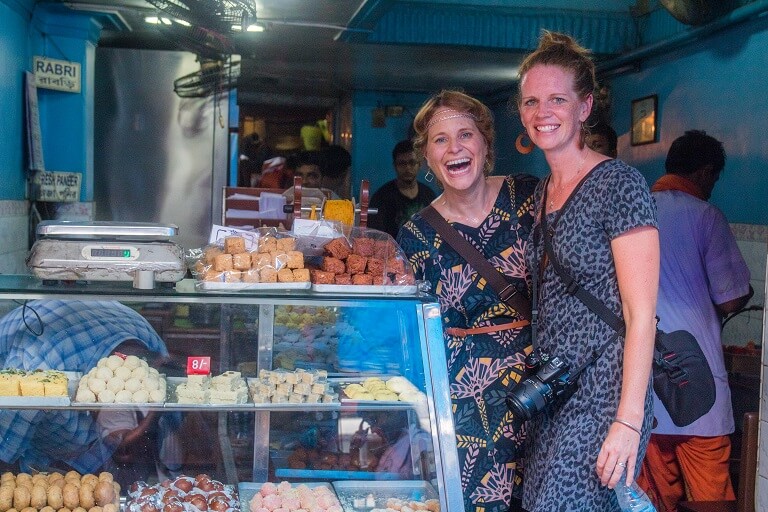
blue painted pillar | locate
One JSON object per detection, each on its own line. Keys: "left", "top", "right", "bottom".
{"left": 30, "top": 6, "right": 101, "bottom": 202}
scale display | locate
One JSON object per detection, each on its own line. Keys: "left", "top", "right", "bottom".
{"left": 82, "top": 245, "right": 139, "bottom": 261}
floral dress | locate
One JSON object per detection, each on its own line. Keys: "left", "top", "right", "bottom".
{"left": 398, "top": 174, "right": 538, "bottom": 512}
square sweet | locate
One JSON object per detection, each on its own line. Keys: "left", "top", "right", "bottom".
{"left": 387, "top": 257, "right": 406, "bottom": 274}
{"left": 276, "top": 237, "right": 296, "bottom": 252}
{"left": 203, "top": 269, "right": 223, "bottom": 282}
{"left": 334, "top": 273, "right": 352, "bottom": 285}
{"left": 352, "top": 237, "right": 375, "bottom": 257}
{"left": 213, "top": 253, "right": 233, "bottom": 272}
{"left": 346, "top": 254, "right": 367, "bottom": 274}
{"left": 310, "top": 270, "right": 336, "bottom": 284}
{"left": 372, "top": 275, "right": 386, "bottom": 286}
{"left": 243, "top": 269, "right": 260, "bottom": 283}
{"left": 277, "top": 268, "right": 295, "bottom": 282}
{"left": 324, "top": 237, "right": 351, "bottom": 260}
{"left": 232, "top": 253, "right": 252, "bottom": 271}
{"left": 203, "top": 245, "right": 223, "bottom": 264}
{"left": 224, "top": 271, "right": 242, "bottom": 283}
{"left": 252, "top": 252, "right": 272, "bottom": 269}
{"left": 367, "top": 257, "right": 384, "bottom": 276}
{"left": 374, "top": 240, "right": 396, "bottom": 260}
{"left": 286, "top": 251, "right": 304, "bottom": 269}
{"left": 187, "top": 374, "right": 211, "bottom": 389}
{"left": 271, "top": 252, "right": 289, "bottom": 270}
{"left": 43, "top": 371, "right": 68, "bottom": 396}
{"left": 321, "top": 257, "right": 345, "bottom": 275}
{"left": 352, "top": 273, "right": 374, "bottom": 285}
{"left": 258, "top": 236, "right": 277, "bottom": 254}
{"left": 224, "top": 236, "right": 246, "bottom": 255}
{"left": 19, "top": 373, "right": 45, "bottom": 396}
{"left": 292, "top": 268, "right": 310, "bottom": 282}
{"left": 0, "top": 371, "right": 21, "bottom": 396}
{"left": 261, "top": 267, "right": 278, "bottom": 283}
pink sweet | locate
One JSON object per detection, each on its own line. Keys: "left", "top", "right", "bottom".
{"left": 299, "top": 495, "right": 317, "bottom": 510}
{"left": 326, "top": 506, "right": 343, "bottom": 512}
{"left": 262, "top": 493, "right": 282, "bottom": 511}
{"left": 249, "top": 494, "right": 263, "bottom": 509}
{"left": 277, "top": 481, "right": 293, "bottom": 493}
{"left": 281, "top": 497, "right": 301, "bottom": 510}
{"left": 253, "top": 508, "right": 269, "bottom": 512}
{"left": 316, "top": 494, "right": 338, "bottom": 509}
{"left": 260, "top": 483, "right": 278, "bottom": 496}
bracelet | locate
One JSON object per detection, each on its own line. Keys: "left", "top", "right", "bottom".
{"left": 614, "top": 418, "right": 642, "bottom": 436}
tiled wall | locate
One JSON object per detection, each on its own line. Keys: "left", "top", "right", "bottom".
{"left": 0, "top": 200, "right": 29, "bottom": 274}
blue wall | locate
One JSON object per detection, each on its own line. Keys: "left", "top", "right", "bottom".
{"left": 350, "top": 90, "right": 435, "bottom": 199}
{"left": 0, "top": 0, "right": 33, "bottom": 200}
{"left": 609, "top": 14, "right": 768, "bottom": 225}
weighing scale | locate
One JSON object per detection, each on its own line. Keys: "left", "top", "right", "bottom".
{"left": 27, "top": 221, "right": 187, "bottom": 289}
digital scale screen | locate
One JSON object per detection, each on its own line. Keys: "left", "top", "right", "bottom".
{"left": 90, "top": 248, "right": 132, "bottom": 258}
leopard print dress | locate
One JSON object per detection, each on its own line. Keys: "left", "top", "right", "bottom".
{"left": 522, "top": 160, "right": 657, "bottom": 511}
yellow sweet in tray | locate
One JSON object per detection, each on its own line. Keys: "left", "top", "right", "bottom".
{"left": 42, "top": 370, "right": 69, "bottom": 396}
{"left": 0, "top": 369, "right": 23, "bottom": 396}
{"left": 19, "top": 372, "right": 45, "bottom": 396}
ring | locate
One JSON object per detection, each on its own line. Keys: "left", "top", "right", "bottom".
{"left": 617, "top": 461, "right": 627, "bottom": 468}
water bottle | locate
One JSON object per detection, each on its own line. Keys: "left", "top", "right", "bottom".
{"left": 614, "top": 472, "right": 656, "bottom": 511}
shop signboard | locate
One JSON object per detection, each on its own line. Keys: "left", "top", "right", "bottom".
{"left": 33, "top": 56, "right": 81, "bottom": 93}
{"left": 32, "top": 171, "right": 81, "bottom": 202}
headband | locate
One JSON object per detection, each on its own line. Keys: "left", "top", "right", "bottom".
{"left": 426, "top": 109, "right": 478, "bottom": 130}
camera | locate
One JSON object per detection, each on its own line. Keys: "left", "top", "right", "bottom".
{"left": 506, "top": 349, "right": 577, "bottom": 421}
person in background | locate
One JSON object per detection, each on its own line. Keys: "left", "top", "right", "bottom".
{"left": 0, "top": 300, "right": 172, "bottom": 477}
{"left": 586, "top": 120, "right": 618, "bottom": 158}
{"left": 321, "top": 145, "right": 352, "bottom": 199}
{"left": 369, "top": 140, "right": 437, "bottom": 239}
{"left": 397, "top": 89, "right": 537, "bottom": 512}
{"left": 516, "top": 31, "right": 659, "bottom": 510}
{"left": 637, "top": 130, "right": 753, "bottom": 511}
{"left": 293, "top": 150, "right": 325, "bottom": 189}
{"left": 238, "top": 132, "right": 273, "bottom": 187}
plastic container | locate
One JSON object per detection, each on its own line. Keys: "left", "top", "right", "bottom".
{"left": 614, "top": 473, "right": 656, "bottom": 511}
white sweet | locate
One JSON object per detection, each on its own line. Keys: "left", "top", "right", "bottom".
{"left": 88, "top": 378, "right": 106, "bottom": 394}
{"left": 87, "top": 367, "right": 99, "bottom": 378}
{"left": 95, "top": 366, "right": 113, "bottom": 381}
{"left": 124, "top": 377, "right": 142, "bottom": 393}
{"left": 75, "top": 388, "right": 96, "bottom": 402}
{"left": 149, "top": 389, "right": 165, "bottom": 403}
{"left": 131, "top": 366, "right": 149, "bottom": 380}
{"left": 78, "top": 376, "right": 90, "bottom": 389}
{"left": 148, "top": 367, "right": 160, "bottom": 377}
{"left": 106, "top": 376, "right": 125, "bottom": 393}
{"left": 97, "top": 389, "right": 116, "bottom": 403}
{"left": 114, "top": 390, "right": 133, "bottom": 403}
{"left": 143, "top": 377, "right": 160, "bottom": 391}
{"left": 113, "top": 366, "right": 133, "bottom": 381}
{"left": 96, "top": 357, "right": 108, "bottom": 368}
{"left": 106, "top": 355, "right": 124, "bottom": 370}
{"left": 123, "top": 355, "right": 142, "bottom": 370}
{"left": 132, "top": 389, "right": 149, "bottom": 403}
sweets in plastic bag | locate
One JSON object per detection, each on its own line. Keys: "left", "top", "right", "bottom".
{"left": 309, "top": 227, "right": 416, "bottom": 286}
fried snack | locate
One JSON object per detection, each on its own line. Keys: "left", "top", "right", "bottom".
{"left": 223, "top": 236, "right": 246, "bottom": 255}
{"left": 251, "top": 252, "right": 271, "bottom": 269}
{"left": 93, "top": 482, "right": 114, "bottom": 507}
{"left": 46, "top": 486, "right": 63, "bottom": 509}
{"left": 285, "top": 250, "right": 304, "bottom": 269}
{"left": 276, "top": 237, "right": 296, "bottom": 252}
{"left": 334, "top": 273, "right": 352, "bottom": 285}
{"left": 310, "top": 270, "right": 335, "bottom": 285}
{"left": 30, "top": 485, "right": 47, "bottom": 509}
{"left": 242, "top": 269, "right": 260, "bottom": 283}
{"left": 62, "top": 483, "right": 79, "bottom": 509}
{"left": 352, "top": 273, "right": 373, "bottom": 285}
{"left": 40, "top": 507, "right": 55, "bottom": 512}
{"left": 257, "top": 236, "right": 277, "bottom": 254}
{"left": 78, "top": 484, "right": 94, "bottom": 509}
{"left": 0, "top": 473, "right": 14, "bottom": 484}
{"left": 12, "top": 487, "right": 30, "bottom": 510}
{"left": 0, "top": 487, "right": 14, "bottom": 512}
{"left": 352, "top": 237, "right": 375, "bottom": 257}
{"left": 276, "top": 268, "right": 294, "bottom": 283}
{"left": 96, "top": 474, "right": 112, "bottom": 484}
{"left": 260, "top": 267, "right": 277, "bottom": 283}
{"left": 346, "top": 253, "right": 367, "bottom": 274}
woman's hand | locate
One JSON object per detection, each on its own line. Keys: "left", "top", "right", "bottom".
{"left": 595, "top": 419, "right": 641, "bottom": 488}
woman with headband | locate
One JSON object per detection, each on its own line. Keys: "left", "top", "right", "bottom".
{"left": 398, "top": 89, "right": 538, "bottom": 511}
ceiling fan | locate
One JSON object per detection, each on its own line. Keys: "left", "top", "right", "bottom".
{"left": 658, "top": 0, "right": 737, "bottom": 25}
{"left": 173, "top": 58, "right": 240, "bottom": 98}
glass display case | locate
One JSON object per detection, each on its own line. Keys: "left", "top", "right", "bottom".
{"left": 0, "top": 275, "right": 463, "bottom": 512}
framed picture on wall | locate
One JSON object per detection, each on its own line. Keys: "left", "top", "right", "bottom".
{"left": 631, "top": 95, "right": 658, "bottom": 145}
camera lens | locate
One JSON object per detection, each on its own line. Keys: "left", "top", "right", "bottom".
{"left": 507, "top": 378, "right": 552, "bottom": 421}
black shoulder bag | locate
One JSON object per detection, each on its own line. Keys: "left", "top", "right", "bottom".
{"left": 539, "top": 180, "right": 716, "bottom": 427}
{"left": 420, "top": 205, "right": 531, "bottom": 320}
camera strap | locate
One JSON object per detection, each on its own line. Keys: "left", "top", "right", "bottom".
{"left": 535, "top": 168, "right": 619, "bottom": 382}
{"left": 420, "top": 205, "right": 532, "bottom": 320}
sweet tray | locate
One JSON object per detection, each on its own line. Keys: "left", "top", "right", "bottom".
{"left": 0, "top": 371, "right": 79, "bottom": 407}
{"left": 238, "top": 481, "right": 338, "bottom": 512}
{"left": 197, "top": 281, "right": 311, "bottom": 291}
{"left": 332, "top": 480, "right": 439, "bottom": 511}
{"left": 311, "top": 284, "right": 417, "bottom": 295}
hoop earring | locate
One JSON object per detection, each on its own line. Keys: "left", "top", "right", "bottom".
{"left": 424, "top": 169, "right": 434, "bottom": 183}
{"left": 515, "top": 132, "right": 534, "bottom": 155}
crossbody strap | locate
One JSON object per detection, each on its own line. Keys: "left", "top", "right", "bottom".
{"left": 420, "top": 205, "right": 531, "bottom": 320}
{"left": 538, "top": 167, "right": 621, "bottom": 378}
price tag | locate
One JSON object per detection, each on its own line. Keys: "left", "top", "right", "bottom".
{"left": 187, "top": 356, "right": 211, "bottom": 375}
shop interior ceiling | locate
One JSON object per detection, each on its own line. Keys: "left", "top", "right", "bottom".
{"left": 48, "top": 0, "right": 743, "bottom": 108}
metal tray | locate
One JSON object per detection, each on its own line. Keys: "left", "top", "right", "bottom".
{"left": 238, "top": 481, "right": 337, "bottom": 512}
{"left": 312, "top": 284, "right": 417, "bottom": 295}
{"left": 0, "top": 371, "right": 79, "bottom": 407}
{"left": 37, "top": 221, "right": 178, "bottom": 239}
{"left": 332, "top": 480, "right": 439, "bottom": 510}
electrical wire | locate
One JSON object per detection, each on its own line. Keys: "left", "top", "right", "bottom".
{"left": 721, "top": 304, "right": 763, "bottom": 330}
{"left": 13, "top": 300, "right": 44, "bottom": 337}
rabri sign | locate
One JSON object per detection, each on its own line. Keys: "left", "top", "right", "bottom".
{"left": 33, "top": 56, "right": 81, "bottom": 93}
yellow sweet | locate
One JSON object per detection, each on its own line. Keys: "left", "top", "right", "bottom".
{"left": 323, "top": 199, "right": 355, "bottom": 226}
